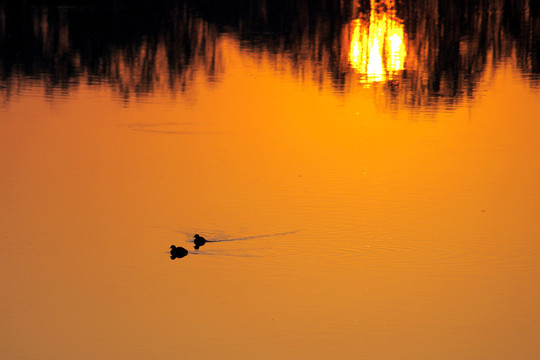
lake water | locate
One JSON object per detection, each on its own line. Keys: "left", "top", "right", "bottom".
{"left": 1, "top": 0, "right": 540, "bottom": 359}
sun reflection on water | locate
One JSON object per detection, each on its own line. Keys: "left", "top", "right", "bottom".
{"left": 348, "top": 0, "right": 406, "bottom": 84}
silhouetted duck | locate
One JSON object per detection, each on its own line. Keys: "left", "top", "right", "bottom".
{"left": 170, "top": 245, "right": 188, "bottom": 259}
{"left": 193, "top": 234, "right": 207, "bottom": 250}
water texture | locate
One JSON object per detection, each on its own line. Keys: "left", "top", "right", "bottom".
{"left": 1, "top": 1, "right": 539, "bottom": 359}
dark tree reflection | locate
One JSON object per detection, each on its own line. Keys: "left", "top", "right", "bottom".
{"left": 0, "top": 0, "right": 222, "bottom": 102}
{"left": 0, "top": 0, "right": 538, "bottom": 105}
{"left": 393, "top": 0, "right": 540, "bottom": 107}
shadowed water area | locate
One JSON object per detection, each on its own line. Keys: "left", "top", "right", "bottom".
{"left": 1, "top": 0, "right": 540, "bottom": 359}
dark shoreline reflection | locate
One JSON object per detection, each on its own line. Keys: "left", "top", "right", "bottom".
{"left": 0, "top": 0, "right": 223, "bottom": 103}
{"left": 0, "top": 0, "right": 538, "bottom": 106}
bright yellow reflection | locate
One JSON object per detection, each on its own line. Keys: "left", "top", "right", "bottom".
{"left": 348, "top": 0, "right": 406, "bottom": 83}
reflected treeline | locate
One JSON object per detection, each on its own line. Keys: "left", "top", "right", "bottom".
{"left": 200, "top": 0, "right": 539, "bottom": 107}
{"left": 394, "top": 0, "right": 540, "bottom": 107}
{"left": 0, "top": 0, "right": 538, "bottom": 105}
{"left": 0, "top": 0, "right": 222, "bottom": 102}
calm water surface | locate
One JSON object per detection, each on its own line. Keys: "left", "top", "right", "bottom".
{"left": 1, "top": 0, "right": 540, "bottom": 359}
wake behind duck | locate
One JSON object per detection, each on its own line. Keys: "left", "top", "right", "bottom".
{"left": 170, "top": 231, "right": 300, "bottom": 260}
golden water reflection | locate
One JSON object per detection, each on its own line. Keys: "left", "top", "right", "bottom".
{"left": 1, "top": 2, "right": 540, "bottom": 360}
{"left": 1, "top": 0, "right": 539, "bottom": 107}
{"left": 348, "top": 0, "right": 406, "bottom": 84}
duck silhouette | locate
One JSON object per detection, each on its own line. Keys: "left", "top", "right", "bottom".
{"left": 170, "top": 245, "right": 188, "bottom": 259}
{"left": 193, "top": 234, "right": 207, "bottom": 249}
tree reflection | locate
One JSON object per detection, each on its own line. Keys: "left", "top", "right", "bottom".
{"left": 392, "top": 0, "right": 540, "bottom": 108}
{"left": 0, "top": 0, "right": 538, "bottom": 105}
{"left": 0, "top": 0, "right": 222, "bottom": 103}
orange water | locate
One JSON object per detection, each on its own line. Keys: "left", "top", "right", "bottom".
{"left": 1, "top": 6, "right": 540, "bottom": 360}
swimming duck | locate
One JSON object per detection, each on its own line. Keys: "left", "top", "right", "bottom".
{"left": 193, "top": 234, "right": 207, "bottom": 249}
{"left": 170, "top": 245, "right": 188, "bottom": 259}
